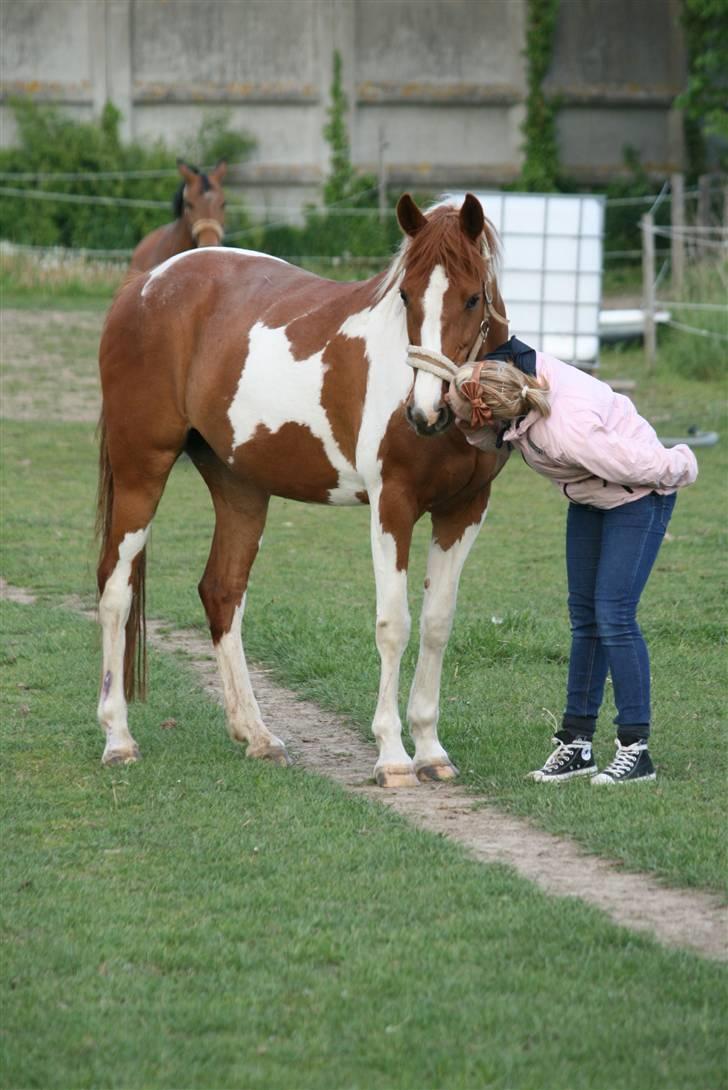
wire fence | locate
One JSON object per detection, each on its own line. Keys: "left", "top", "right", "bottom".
{"left": 3, "top": 171, "right": 726, "bottom": 364}
{"left": 641, "top": 183, "right": 728, "bottom": 364}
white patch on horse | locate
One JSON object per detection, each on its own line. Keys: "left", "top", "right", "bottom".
{"left": 369, "top": 500, "right": 414, "bottom": 775}
{"left": 214, "top": 597, "right": 286, "bottom": 755}
{"left": 339, "top": 286, "right": 410, "bottom": 484}
{"left": 97, "top": 525, "right": 149, "bottom": 761}
{"left": 141, "top": 247, "right": 289, "bottom": 298}
{"left": 227, "top": 321, "right": 363, "bottom": 505}
{"left": 412, "top": 264, "right": 450, "bottom": 423}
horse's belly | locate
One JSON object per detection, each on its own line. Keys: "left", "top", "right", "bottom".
{"left": 229, "top": 421, "right": 368, "bottom": 506}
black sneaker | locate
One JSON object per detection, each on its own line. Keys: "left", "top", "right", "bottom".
{"left": 528, "top": 733, "right": 597, "bottom": 783}
{"left": 591, "top": 739, "right": 656, "bottom": 785}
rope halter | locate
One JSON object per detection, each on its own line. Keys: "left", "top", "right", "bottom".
{"left": 191, "top": 217, "right": 224, "bottom": 243}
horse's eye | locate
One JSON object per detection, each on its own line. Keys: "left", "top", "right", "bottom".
{"left": 400, "top": 289, "right": 409, "bottom": 307}
{"left": 465, "top": 293, "right": 481, "bottom": 310}
{"left": 184, "top": 201, "right": 193, "bottom": 211}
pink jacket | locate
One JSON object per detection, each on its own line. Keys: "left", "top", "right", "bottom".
{"left": 465, "top": 352, "right": 698, "bottom": 509}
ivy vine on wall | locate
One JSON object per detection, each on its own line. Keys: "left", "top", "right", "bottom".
{"left": 520, "top": 0, "right": 561, "bottom": 191}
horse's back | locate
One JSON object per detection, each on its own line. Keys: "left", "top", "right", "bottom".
{"left": 129, "top": 223, "right": 186, "bottom": 273}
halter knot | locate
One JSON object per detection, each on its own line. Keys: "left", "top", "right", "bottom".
{"left": 191, "top": 218, "right": 224, "bottom": 242}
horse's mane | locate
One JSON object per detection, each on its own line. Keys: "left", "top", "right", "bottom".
{"left": 172, "top": 164, "right": 212, "bottom": 218}
{"left": 376, "top": 197, "right": 501, "bottom": 302}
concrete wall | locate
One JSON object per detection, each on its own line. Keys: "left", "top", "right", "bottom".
{"left": 0, "top": 0, "right": 686, "bottom": 212}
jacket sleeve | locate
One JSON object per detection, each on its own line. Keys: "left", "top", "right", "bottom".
{"left": 561, "top": 422, "right": 698, "bottom": 490}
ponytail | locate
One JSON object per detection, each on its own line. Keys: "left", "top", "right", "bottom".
{"left": 454, "top": 360, "right": 551, "bottom": 422}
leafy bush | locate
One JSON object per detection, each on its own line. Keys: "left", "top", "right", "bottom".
{"left": 0, "top": 100, "right": 254, "bottom": 250}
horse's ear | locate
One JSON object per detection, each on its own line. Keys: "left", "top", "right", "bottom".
{"left": 210, "top": 159, "right": 227, "bottom": 182}
{"left": 460, "top": 193, "right": 485, "bottom": 242}
{"left": 176, "top": 159, "right": 197, "bottom": 186}
{"left": 397, "top": 193, "right": 427, "bottom": 237}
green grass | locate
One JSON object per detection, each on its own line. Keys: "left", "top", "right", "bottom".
{"left": 1, "top": 329, "right": 726, "bottom": 895}
{"left": 2, "top": 598, "right": 727, "bottom": 1090}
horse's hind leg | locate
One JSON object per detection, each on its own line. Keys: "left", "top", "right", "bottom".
{"left": 96, "top": 451, "right": 179, "bottom": 765}
{"left": 190, "top": 441, "right": 289, "bottom": 765}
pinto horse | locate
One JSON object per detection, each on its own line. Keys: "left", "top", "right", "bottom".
{"left": 96, "top": 193, "right": 508, "bottom": 787}
{"left": 129, "top": 159, "right": 227, "bottom": 272}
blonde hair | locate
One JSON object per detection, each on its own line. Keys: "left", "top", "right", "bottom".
{"left": 455, "top": 359, "right": 551, "bottom": 420}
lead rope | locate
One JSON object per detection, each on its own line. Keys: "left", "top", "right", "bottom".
{"left": 405, "top": 280, "right": 507, "bottom": 383}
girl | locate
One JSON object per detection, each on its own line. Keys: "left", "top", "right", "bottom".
{"left": 447, "top": 341, "right": 698, "bottom": 784}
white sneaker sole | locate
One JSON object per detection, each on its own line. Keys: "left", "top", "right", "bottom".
{"left": 528, "top": 766, "right": 598, "bottom": 784}
{"left": 591, "top": 771, "right": 657, "bottom": 786}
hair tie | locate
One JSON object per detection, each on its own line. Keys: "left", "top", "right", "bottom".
{"left": 521, "top": 385, "right": 529, "bottom": 400}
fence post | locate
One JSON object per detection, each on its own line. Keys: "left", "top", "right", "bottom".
{"left": 377, "top": 125, "right": 388, "bottom": 224}
{"left": 671, "top": 172, "right": 685, "bottom": 295}
{"left": 642, "top": 212, "right": 656, "bottom": 368}
{"left": 698, "top": 173, "right": 711, "bottom": 258}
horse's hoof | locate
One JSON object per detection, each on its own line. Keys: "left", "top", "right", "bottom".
{"left": 415, "top": 760, "right": 460, "bottom": 783}
{"left": 374, "top": 764, "right": 420, "bottom": 789}
{"left": 102, "top": 743, "right": 140, "bottom": 766}
{"left": 247, "top": 743, "right": 292, "bottom": 767}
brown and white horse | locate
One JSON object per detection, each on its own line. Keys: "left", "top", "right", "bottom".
{"left": 129, "top": 159, "right": 227, "bottom": 272}
{"left": 96, "top": 193, "right": 508, "bottom": 787}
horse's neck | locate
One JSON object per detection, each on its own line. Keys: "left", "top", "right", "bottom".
{"left": 149, "top": 219, "right": 195, "bottom": 267}
{"left": 169, "top": 218, "right": 194, "bottom": 249}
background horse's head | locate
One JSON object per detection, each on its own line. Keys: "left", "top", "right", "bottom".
{"left": 174, "top": 159, "right": 227, "bottom": 247}
{"left": 396, "top": 193, "right": 502, "bottom": 437}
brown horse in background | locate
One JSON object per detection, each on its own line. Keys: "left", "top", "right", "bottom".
{"left": 129, "top": 159, "right": 227, "bottom": 272}
{"left": 97, "top": 193, "right": 509, "bottom": 788}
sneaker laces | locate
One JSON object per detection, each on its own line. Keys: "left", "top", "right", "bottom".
{"left": 603, "top": 739, "right": 646, "bottom": 777}
{"left": 542, "top": 736, "right": 588, "bottom": 772}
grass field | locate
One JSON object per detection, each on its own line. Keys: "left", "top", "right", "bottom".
{"left": 1, "top": 289, "right": 727, "bottom": 1088}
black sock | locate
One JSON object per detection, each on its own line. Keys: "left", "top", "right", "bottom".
{"left": 561, "top": 714, "right": 596, "bottom": 742}
{"left": 617, "top": 728, "right": 649, "bottom": 747}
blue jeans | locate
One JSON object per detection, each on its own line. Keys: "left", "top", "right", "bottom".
{"left": 562, "top": 492, "right": 676, "bottom": 739}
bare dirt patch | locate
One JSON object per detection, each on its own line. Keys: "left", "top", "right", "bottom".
{"left": 1, "top": 308, "right": 103, "bottom": 422}
{"left": 2, "top": 577, "right": 725, "bottom": 961}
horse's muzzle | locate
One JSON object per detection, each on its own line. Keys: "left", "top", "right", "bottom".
{"left": 405, "top": 401, "right": 454, "bottom": 437}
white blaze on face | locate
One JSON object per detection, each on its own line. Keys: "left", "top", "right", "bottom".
{"left": 412, "top": 264, "right": 449, "bottom": 424}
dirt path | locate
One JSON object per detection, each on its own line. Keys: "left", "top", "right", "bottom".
{"left": 3, "top": 577, "right": 726, "bottom": 962}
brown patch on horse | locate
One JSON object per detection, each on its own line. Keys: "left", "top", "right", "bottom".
{"left": 282, "top": 277, "right": 375, "bottom": 361}
{"left": 321, "top": 334, "right": 368, "bottom": 467}
{"left": 431, "top": 486, "right": 491, "bottom": 550}
{"left": 231, "top": 422, "right": 338, "bottom": 504}
{"left": 376, "top": 404, "right": 500, "bottom": 568}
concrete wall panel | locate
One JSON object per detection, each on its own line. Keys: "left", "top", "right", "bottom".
{"left": 0, "top": 0, "right": 686, "bottom": 207}
{"left": 132, "top": 0, "right": 318, "bottom": 90}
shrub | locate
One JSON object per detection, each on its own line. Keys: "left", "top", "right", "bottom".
{"left": 0, "top": 100, "right": 254, "bottom": 250}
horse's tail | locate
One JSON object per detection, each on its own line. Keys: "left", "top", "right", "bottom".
{"left": 96, "top": 411, "right": 147, "bottom": 702}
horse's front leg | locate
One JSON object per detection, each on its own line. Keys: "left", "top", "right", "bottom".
{"left": 408, "top": 491, "right": 490, "bottom": 782}
{"left": 369, "top": 487, "right": 419, "bottom": 788}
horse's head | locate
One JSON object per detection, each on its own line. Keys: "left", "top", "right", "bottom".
{"left": 175, "top": 159, "right": 227, "bottom": 247}
{"left": 396, "top": 193, "right": 504, "bottom": 437}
